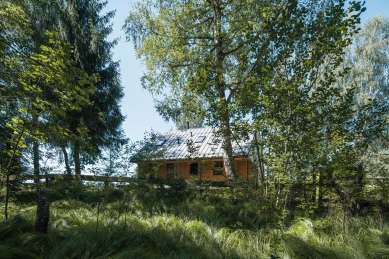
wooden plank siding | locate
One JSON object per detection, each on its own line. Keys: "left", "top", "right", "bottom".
{"left": 132, "top": 127, "right": 253, "bottom": 181}
{"left": 146, "top": 157, "right": 252, "bottom": 181}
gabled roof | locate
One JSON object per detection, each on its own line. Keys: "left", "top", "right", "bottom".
{"left": 131, "top": 127, "right": 251, "bottom": 162}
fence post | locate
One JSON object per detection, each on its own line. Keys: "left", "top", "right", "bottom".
{"left": 35, "top": 187, "right": 49, "bottom": 233}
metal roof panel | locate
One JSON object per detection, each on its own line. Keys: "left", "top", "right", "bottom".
{"left": 134, "top": 127, "right": 251, "bottom": 161}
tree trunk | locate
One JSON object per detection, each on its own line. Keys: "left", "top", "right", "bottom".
{"left": 35, "top": 188, "right": 49, "bottom": 233}
{"left": 74, "top": 140, "right": 81, "bottom": 175}
{"left": 312, "top": 171, "right": 316, "bottom": 203}
{"left": 253, "top": 132, "right": 265, "bottom": 193}
{"left": 33, "top": 113, "right": 40, "bottom": 183}
{"left": 33, "top": 140, "right": 40, "bottom": 183}
{"left": 221, "top": 120, "right": 237, "bottom": 179}
{"left": 61, "top": 144, "right": 72, "bottom": 175}
{"left": 318, "top": 170, "right": 324, "bottom": 207}
{"left": 4, "top": 129, "right": 25, "bottom": 220}
{"left": 213, "top": 0, "right": 236, "bottom": 179}
{"left": 356, "top": 164, "right": 363, "bottom": 196}
{"left": 352, "top": 164, "right": 364, "bottom": 215}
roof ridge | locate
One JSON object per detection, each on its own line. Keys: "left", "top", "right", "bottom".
{"left": 156, "top": 127, "right": 215, "bottom": 135}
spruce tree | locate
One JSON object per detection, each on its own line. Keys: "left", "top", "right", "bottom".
{"left": 55, "top": 0, "right": 124, "bottom": 175}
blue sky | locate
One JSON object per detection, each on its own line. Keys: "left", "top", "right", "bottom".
{"left": 103, "top": 0, "right": 389, "bottom": 142}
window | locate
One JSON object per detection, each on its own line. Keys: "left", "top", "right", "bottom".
{"left": 167, "top": 163, "right": 174, "bottom": 179}
{"left": 155, "top": 139, "right": 165, "bottom": 146}
{"left": 195, "top": 136, "right": 206, "bottom": 143}
{"left": 167, "top": 163, "right": 174, "bottom": 172}
{"left": 190, "top": 163, "right": 198, "bottom": 175}
{"left": 213, "top": 161, "right": 223, "bottom": 175}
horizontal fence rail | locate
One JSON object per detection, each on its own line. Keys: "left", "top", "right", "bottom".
{"left": 0, "top": 174, "right": 254, "bottom": 188}
{"left": 1, "top": 174, "right": 137, "bottom": 183}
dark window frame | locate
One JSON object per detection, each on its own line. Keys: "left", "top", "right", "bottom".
{"left": 155, "top": 139, "right": 165, "bottom": 146}
{"left": 166, "top": 163, "right": 175, "bottom": 178}
{"left": 213, "top": 161, "right": 223, "bottom": 175}
{"left": 195, "top": 136, "right": 206, "bottom": 143}
{"left": 190, "top": 162, "right": 198, "bottom": 175}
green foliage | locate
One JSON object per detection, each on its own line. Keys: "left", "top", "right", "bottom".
{"left": 155, "top": 92, "right": 206, "bottom": 130}
{"left": 0, "top": 1, "right": 99, "bottom": 219}
{"left": 54, "top": 0, "right": 124, "bottom": 174}
{"left": 2, "top": 184, "right": 389, "bottom": 258}
{"left": 0, "top": 1, "right": 97, "bottom": 171}
{"left": 345, "top": 15, "right": 389, "bottom": 209}
{"left": 124, "top": 0, "right": 364, "bottom": 178}
{"left": 1, "top": 0, "right": 123, "bottom": 185}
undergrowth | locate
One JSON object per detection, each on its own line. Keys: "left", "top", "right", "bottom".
{"left": 1, "top": 181, "right": 389, "bottom": 258}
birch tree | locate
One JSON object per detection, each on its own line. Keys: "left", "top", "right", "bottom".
{"left": 125, "top": 0, "right": 364, "bottom": 178}
{"left": 344, "top": 15, "right": 389, "bottom": 205}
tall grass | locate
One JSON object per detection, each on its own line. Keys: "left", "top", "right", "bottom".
{"left": 1, "top": 183, "right": 389, "bottom": 258}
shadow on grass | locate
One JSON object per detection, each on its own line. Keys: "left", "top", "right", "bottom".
{"left": 283, "top": 235, "right": 349, "bottom": 259}
{"left": 0, "top": 215, "right": 238, "bottom": 259}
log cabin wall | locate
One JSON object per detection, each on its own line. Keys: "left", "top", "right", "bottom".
{"left": 132, "top": 127, "right": 253, "bottom": 180}
{"left": 154, "top": 157, "right": 251, "bottom": 181}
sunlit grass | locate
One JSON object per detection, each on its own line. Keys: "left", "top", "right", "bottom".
{"left": 2, "top": 185, "right": 389, "bottom": 258}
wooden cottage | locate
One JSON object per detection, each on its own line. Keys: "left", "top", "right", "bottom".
{"left": 132, "top": 128, "right": 252, "bottom": 181}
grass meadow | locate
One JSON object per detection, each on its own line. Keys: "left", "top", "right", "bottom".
{"left": 1, "top": 179, "right": 389, "bottom": 258}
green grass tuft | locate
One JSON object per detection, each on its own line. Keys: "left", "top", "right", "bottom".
{"left": 2, "top": 186, "right": 389, "bottom": 258}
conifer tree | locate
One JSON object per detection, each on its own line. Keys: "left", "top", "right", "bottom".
{"left": 0, "top": 1, "right": 96, "bottom": 219}
{"left": 55, "top": 0, "right": 124, "bottom": 175}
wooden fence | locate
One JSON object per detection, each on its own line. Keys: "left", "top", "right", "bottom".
{"left": 0, "top": 174, "right": 252, "bottom": 188}
{"left": 0, "top": 174, "right": 137, "bottom": 184}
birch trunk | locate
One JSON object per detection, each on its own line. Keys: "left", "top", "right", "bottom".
{"left": 213, "top": 0, "right": 236, "bottom": 178}
{"left": 61, "top": 145, "right": 72, "bottom": 175}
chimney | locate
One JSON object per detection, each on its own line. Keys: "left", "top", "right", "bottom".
{"left": 177, "top": 137, "right": 180, "bottom": 144}
{"left": 187, "top": 122, "right": 189, "bottom": 130}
